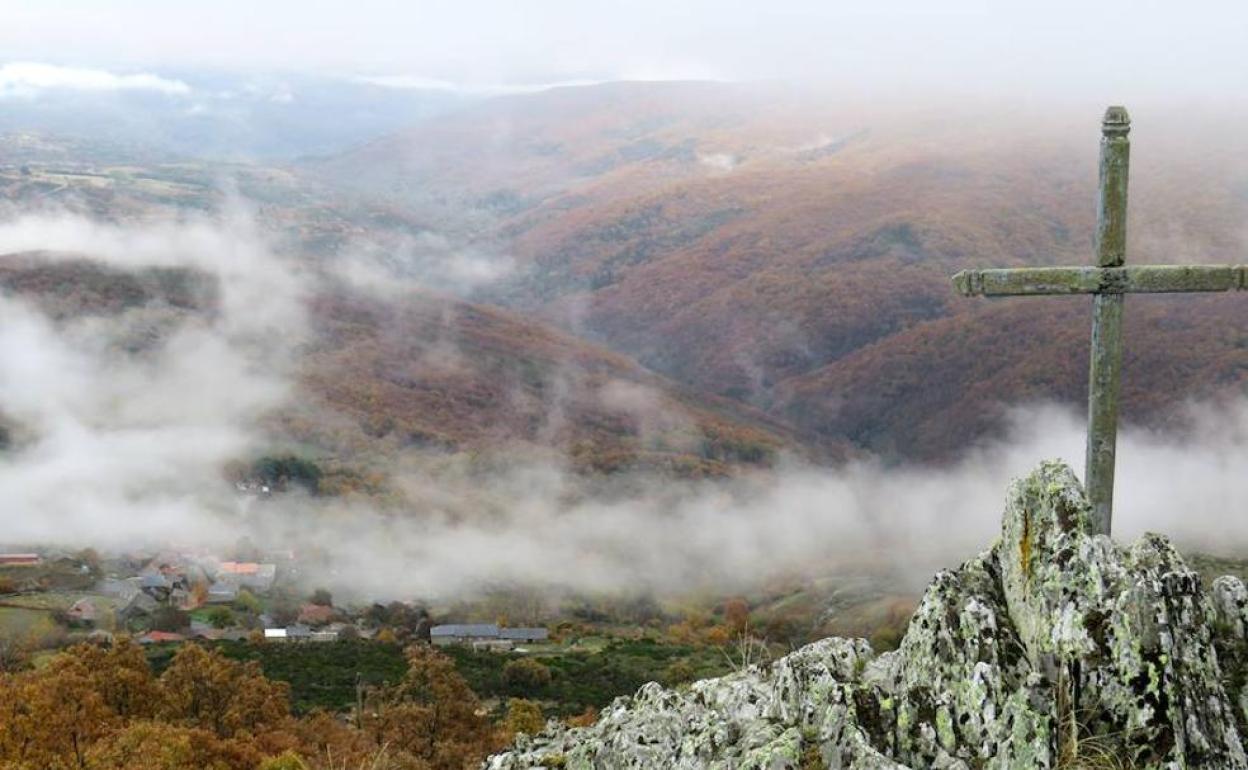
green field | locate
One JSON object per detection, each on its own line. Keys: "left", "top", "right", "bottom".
{"left": 444, "top": 637, "right": 733, "bottom": 716}
{"left": 0, "top": 606, "right": 60, "bottom": 643}
{"left": 0, "top": 590, "right": 124, "bottom": 645}
{"left": 1, "top": 591, "right": 103, "bottom": 611}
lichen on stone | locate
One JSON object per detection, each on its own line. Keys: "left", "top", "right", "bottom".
{"left": 485, "top": 461, "right": 1248, "bottom": 769}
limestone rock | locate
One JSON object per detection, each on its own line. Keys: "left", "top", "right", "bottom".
{"left": 486, "top": 461, "right": 1248, "bottom": 769}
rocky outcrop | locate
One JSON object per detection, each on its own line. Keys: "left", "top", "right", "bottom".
{"left": 486, "top": 461, "right": 1248, "bottom": 769}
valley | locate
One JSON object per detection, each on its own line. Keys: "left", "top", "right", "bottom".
{"left": 2, "top": 80, "right": 1247, "bottom": 769}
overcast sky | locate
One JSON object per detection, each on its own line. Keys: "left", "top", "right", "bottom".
{"left": 2, "top": 1, "right": 1247, "bottom": 100}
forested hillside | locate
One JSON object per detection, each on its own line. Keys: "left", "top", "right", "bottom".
{"left": 321, "top": 83, "right": 1248, "bottom": 459}
{"left": 0, "top": 250, "right": 802, "bottom": 485}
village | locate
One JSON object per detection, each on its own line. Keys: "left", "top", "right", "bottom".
{"left": 0, "top": 543, "right": 743, "bottom": 727}
{"left": 0, "top": 548, "right": 548, "bottom": 655}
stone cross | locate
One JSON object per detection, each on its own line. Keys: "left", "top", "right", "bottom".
{"left": 952, "top": 106, "right": 1246, "bottom": 536}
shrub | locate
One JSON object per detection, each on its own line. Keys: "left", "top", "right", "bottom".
{"left": 207, "top": 607, "right": 236, "bottom": 629}
{"left": 252, "top": 455, "right": 323, "bottom": 495}
{"left": 502, "top": 658, "right": 552, "bottom": 695}
{"left": 504, "top": 698, "right": 544, "bottom": 737}
{"left": 234, "top": 590, "right": 262, "bottom": 614}
{"left": 258, "top": 751, "right": 309, "bottom": 770}
{"left": 663, "top": 659, "right": 695, "bottom": 686}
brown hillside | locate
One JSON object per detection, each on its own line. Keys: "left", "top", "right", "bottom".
{"left": 284, "top": 285, "right": 811, "bottom": 476}
{"left": 321, "top": 83, "right": 1248, "bottom": 460}
{"left": 773, "top": 294, "right": 1248, "bottom": 460}
{"left": 309, "top": 81, "right": 820, "bottom": 211}
{"left": 0, "top": 251, "right": 219, "bottom": 319}
{"left": 0, "top": 251, "right": 806, "bottom": 478}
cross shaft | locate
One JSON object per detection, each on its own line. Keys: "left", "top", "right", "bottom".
{"left": 950, "top": 106, "right": 1246, "bottom": 536}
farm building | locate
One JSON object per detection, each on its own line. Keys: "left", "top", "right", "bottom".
{"left": 138, "top": 631, "right": 186, "bottom": 645}
{"left": 0, "top": 553, "right": 40, "bottom": 567}
{"left": 67, "top": 598, "right": 99, "bottom": 624}
{"left": 431, "top": 624, "right": 549, "bottom": 650}
{"left": 206, "top": 582, "right": 239, "bottom": 604}
{"left": 502, "top": 627, "right": 550, "bottom": 643}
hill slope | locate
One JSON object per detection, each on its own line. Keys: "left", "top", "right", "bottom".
{"left": 284, "top": 284, "right": 810, "bottom": 477}
{"left": 0, "top": 251, "right": 806, "bottom": 484}
{"left": 321, "top": 84, "right": 1248, "bottom": 460}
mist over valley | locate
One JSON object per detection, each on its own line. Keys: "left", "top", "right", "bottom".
{"left": 1, "top": 7, "right": 1247, "bottom": 764}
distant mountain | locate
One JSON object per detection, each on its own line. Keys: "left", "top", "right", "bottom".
{"left": 307, "top": 81, "right": 791, "bottom": 210}
{"left": 0, "top": 69, "right": 471, "bottom": 161}
{"left": 319, "top": 82, "right": 1248, "bottom": 460}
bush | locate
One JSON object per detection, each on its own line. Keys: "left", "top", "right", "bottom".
{"left": 663, "top": 659, "right": 695, "bottom": 686}
{"left": 502, "top": 658, "right": 552, "bottom": 695}
{"left": 207, "top": 607, "right": 236, "bottom": 629}
{"left": 258, "top": 751, "right": 309, "bottom": 770}
{"left": 268, "top": 599, "right": 300, "bottom": 627}
{"left": 504, "top": 698, "right": 545, "bottom": 737}
{"left": 234, "top": 590, "right": 262, "bottom": 614}
{"left": 252, "top": 455, "right": 323, "bottom": 495}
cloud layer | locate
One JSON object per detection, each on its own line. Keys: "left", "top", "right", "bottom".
{"left": 4, "top": 1, "right": 1247, "bottom": 101}
{"left": 0, "top": 208, "right": 305, "bottom": 554}
{"left": 257, "top": 401, "right": 1248, "bottom": 601}
{"left": 0, "top": 209, "right": 1245, "bottom": 605}
{"left": 0, "top": 62, "right": 191, "bottom": 99}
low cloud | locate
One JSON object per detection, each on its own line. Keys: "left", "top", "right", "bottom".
{"left": 0, "top": 207, "right": 306, "bottom": 556}
{"left": 332, "top": 229, "right": 514, "bottom": 297}
{"left": 256, "top": 400, "right": 1248, "bottom": 601}
{"left": 0, "top": 208, "right": 1245, "bottom": 606}
{"left": 0, "top": 207, "right": 306, "bottom": 339}
{"left": 354, "top": 74, "right": 602, "bottom": 95}
{"left": 0, "top": 61, "right": 191, "bottom": 99}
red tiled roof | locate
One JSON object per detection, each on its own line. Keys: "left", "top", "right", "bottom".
{"left": 140, "top": 631, "right": 186, "bottom": 643}
{"left": 219, "top": 562, "right": 261, "bottom": 574}
{"left": 298, "top": 604, "right": 335, "bottom": 624}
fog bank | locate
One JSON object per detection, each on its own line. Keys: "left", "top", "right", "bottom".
{"left": 0, "top": 210, "right": 1244, "bottom": 603}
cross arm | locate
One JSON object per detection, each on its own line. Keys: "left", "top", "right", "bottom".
{"left": 953, "top": 265, "right": 1248, "bottom": 297}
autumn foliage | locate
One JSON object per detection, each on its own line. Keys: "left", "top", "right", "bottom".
{"left": 324, "top": 84, "right": 1248, "bottom": 462}
{"left": 0, "top": 640, "right": 502, "bottom": 770}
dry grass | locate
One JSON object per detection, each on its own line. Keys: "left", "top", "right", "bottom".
{"left": 1054, "top": 669, "right": 1138, "bottom": 770}
{"left": 1057, "top": 735, "right": 1137, "bottom": 770}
